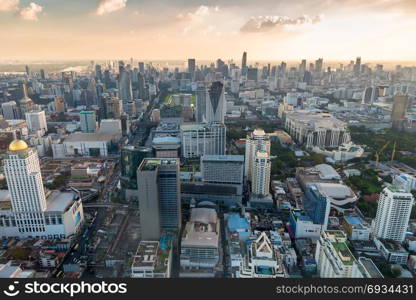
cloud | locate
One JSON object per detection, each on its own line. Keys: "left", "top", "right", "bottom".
{"left": 95, "top": 0, "right": 127, "bottom": 16}
{"left": 0, "top": 0, "right": 19, "bottom": 11}
{"left": 17, "top": 2, "right": 42, "bottom": 21}
{"left": 176, "top": 5, "right": 220, "bottom": 22}
{"left": 241, "top": 14, "right": 323, "bottom": 33}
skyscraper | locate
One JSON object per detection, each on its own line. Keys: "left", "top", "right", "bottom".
{"left": 119, "top": 65, "right": 133, "bottom": 103}
{"left": 205, "top": 81, "right": 225, "bottom": 124}
{"left": 354, "top": 57, "right": 361, "bottom": 76}
{"left": 242, "top": 51, "right": 247, "bottom": 75}
{"left": 25, "top": 110, "right": 47, "bottom": 133}
{"left": 315, "top": 58, "right": 324, "bottom": 73}
{"left": 391, "top": 93, "right": 409, "bottom": 131}
{"left": 188, "top": 58, "right": 196, "bottom": 77}
{"left": 79, "top": 111, "right": 97, "bottom": 133}
{"left": 2, "top": 140, "right": 84, "bottom": 238}
{"left": 196, "top": 84, "right": 207, "bottom": 122}
{"left": 137, "top": 158, "right": 181, "bottom": 241}
{"left": 244, "top": 129, "right": 271, "bottom": 180}
{"left": 251, "top": 150, "right": 271, "bottom": 196}
{"left": 373, "top": 186, "right": 414, "bottom": 243}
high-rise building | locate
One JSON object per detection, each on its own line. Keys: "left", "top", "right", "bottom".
{"left": 315, "top": 58, "right": 323, "bottom": 73}
{"left": 201, "top": 155, "right": 244, "bottom": 186}
{"left": 391, "top": 93, "right": 409, "bottom": 131}
{"left": 180, "top": 123, "right": 226, "bottom": 158}
{"left": 25, "top": 111, "right": 47, "bottom": 133}
{"left": 299, "top": 59, "right": 307, "bottom": 73}
{"left": 244, "top": 129, "right": 270, "bottom": 180}
{"left": 137, "top": 158, "right": 181, "bottom": 241}
{"left": 137, "top": 72, "right": 146, "bottom": 100}
{"left": 354, "top": 57, "right": 361, "bottom": 75}
{"left": 304, "top": 184, "right": 331, "bottom": 228}
{"left": 373, "top": 186, "right": 414, "bottom": 243}
{"left": 242, "top": 51, "right": 247, "bottom": 75}
{"left": 104, "top": 96, "right": 123, "bottom": 119}
{"left": 315, "top": 231, "right": 363, "bottom": 278}
{"left": 79, "top": 111, "right": 97, "bottom": 133}
{"left": 121, "top": 146, "right": 152, "bottom": 191}
{"left": 205, "top": 81, "right": 225, "bottom": 124}
{"left": 1, "top": 140, "right": 84, "bottom": 238}
{"left": 54, "top": 97, "right": 65, "bottom": 113}
{"left": 188, "top": 58, "right": 196, "bottom": 77}
{"left": 2, "top": 101, "right": 20, "bottom": 120}
{"left": 196, "top": 84, "right": 207, "bottom": 122}
{"left": 251, "top": 150, "right": 271, "bottom": 196}
{"left": 362, "top": 86, "right": 380, "bottom": 105}
{"left": 119, "top": 66, "right": 133, "bottom": 103}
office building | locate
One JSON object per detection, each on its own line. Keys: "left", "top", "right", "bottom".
{"left": 25, "top": 110, "right": 47, "bottom": 133}
{"left": 391, "top": 94, "right": 409, "bottom": 131}
{"left": 181, "top": 123, "right": 226, "bottom": 158}
{"left": 315, "top": 231, "right": 363, "bottom": 278}
{"left": 241, "top": 51, "right": 247, "bottom": 75}
{"left": 54, "top": 97, "right": 65, "bottom": 113}
{"left": 373, "top": 186, "right": 414, "bottom": 243}
{"left": 304, "top": 184, "right": 331, "bottom": 228}
{"left": 0, "top": 140, "right": 84, "bottom": 239}
{"left": 79, "top": 111, "right": 97, "bottom": 133}
{"left": 2, "top": 101, "right": 20, "bottom": 120}
{"left": 119, "top": 66, "right": 133, "bottom": 103}
{"left": 196, "top": 84, "right": 207, "bottom": 122}
{"left": 188, "top": 58, "right": 196, "bottom": 77}
{"left": 244, "top": 129, "right": 271, "bottom": 180}
{"left": 137, "top": 159, "right": 181, "bottom": 241}
{"left": 120, "top": 145, "right": 152, "bottom": 191}
{"left": 206, "top": 81, "right": 225, "bottom": 124}
{"left": 201, "top": 155, "right": 244, "bottom": 185}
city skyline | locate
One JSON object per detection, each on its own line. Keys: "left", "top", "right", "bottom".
{"left": 1, "top": 0, "right": 416, "bottom": 60}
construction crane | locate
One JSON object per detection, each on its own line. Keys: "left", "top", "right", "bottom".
{"left": 375, "top": 141, "right": 390, "bottom": 166}
{"left": 391, "top": 141, "right": 397, "bottom": 162}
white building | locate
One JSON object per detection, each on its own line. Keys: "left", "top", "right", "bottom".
{"left": 52, "top": 132, "right": 120, "bottom": 158}
{"left": 98, "top": 119, "right": 122, "bottom": 135}
{"left": 180, "top": 208, "right": 220, "bottom": 277}
{"left": 252, "top": 150, "right": 271, "bottom": 196}
{"left": 238, "top": 232, "right": 287, "bottom": 278}
{"left": 373, "top": 186, "right": 414, "bottom": 243}
{"left": 285, "top": 111, "right": 350, "bottom": 149}
{"left": 393, "top": 173, "right": 416, "bottom": 192}
{"left": 0, "top": 140, "right": 84, "bottom": 239}
{"left": 131, "top": 241, "right": 172, "bottom": 278}
{"left": 25, "top": 110, "right": 47, "bottom": 134}
{"left": 244, "top": 129, "right": 270, "bottom": 180}
{"left": 180, "top": 123, "right": 226, "bottom": 158}
{"left": 315, "top": 230, "right": 364, "bottom": 278}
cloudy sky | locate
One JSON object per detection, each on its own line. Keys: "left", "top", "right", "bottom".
{"left": 1, "top": 0, "right": 416, "bottom": 61}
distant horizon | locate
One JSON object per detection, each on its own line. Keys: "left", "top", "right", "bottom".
{"left": 1, "top": 1, "right": 416, "bottom": 61}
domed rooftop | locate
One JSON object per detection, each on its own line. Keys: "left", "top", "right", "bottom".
{"left": 9, "top": 140, "right": 28, "bottom": 151}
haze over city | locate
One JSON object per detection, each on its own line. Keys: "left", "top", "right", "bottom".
{"left": 1, "top": 0, "right": 416, "bottom": 60}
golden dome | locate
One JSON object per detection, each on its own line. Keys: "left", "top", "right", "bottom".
{"left": 9, "top": 140, "right": 28, "bottom": 151}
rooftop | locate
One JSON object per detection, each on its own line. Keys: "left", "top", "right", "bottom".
{"left": 64, "top": 132, "right": 118, "bottom": 142}
{"left": 202, "top": 155, "right": 244, "bottom": 162}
